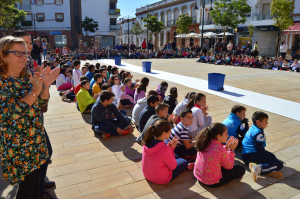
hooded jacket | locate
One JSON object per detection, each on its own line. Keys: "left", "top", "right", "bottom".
{"left": 142, "top": 140, "right": 177, "bottom": 184}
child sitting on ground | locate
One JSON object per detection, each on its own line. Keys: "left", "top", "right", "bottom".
{"left": 138, "top": 95, "right": 160, "bottom": 133}
{"left": 194, "top": 123, "right": 245, "bottom": 187}
{"left": 242, "top": 111, "right": 284, "bottom": 182}
{"left": 166, "top": 109, "right": 196, "bottom": 157}
{"left": 134, "top": 77, "right": 149, "bottom": 105}
{"left": 142, "top": 120, "right": 188, "bottom": 184}
{"left": 92, "top": 73, "right": 103, "bottom": 96}
{"left": 222, "top": 105, "right": 249, "bottom": 147}
{"left": 186, "top": 93, "right": 212, "bottom": 140}
{"left": 91, "top": 91, "right": 134, "bottom": 139}
{"left": 132, "top": 90, "right": 159, "bottom": 127}
{"left": 156, "top": 81, "right": 168, "bottom": 101}
{"left": 163, "top": 87, "right": 178, "bottom": 115}
{"left": 77, "top": 80, "right": 99, "bottom": 113}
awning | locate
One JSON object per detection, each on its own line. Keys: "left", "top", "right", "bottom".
{"left": 283, "top": 22, "right": 300, "bottom": 35}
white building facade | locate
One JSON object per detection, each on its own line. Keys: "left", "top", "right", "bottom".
{"left": 81, "top": 0, "right": 120, "bottom": 49}
{"left": 117, "top": 0, "right": 288, "bottom": 57}
{"left": 19, "top": 0, "right": 71, "bottom": 48}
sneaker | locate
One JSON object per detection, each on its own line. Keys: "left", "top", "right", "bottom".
{"left": 249, "top": 162, "right": 261, "bottom": 182}
{"left": 266, "top": 171, "right": 283, "bottom": 179}
{"left": 102, "top": 133, "right": 111, "bottom": 139}
{"left": 187, "top": 163, "right": 194, "bottom": 170}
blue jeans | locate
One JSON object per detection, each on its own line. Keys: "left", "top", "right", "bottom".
{"left": 43, "top": 49, "right": 47, "bottom": 60}
{"left": 171, "top": 155, "right": 188, "bottom": 181}
{"left": 92, "top": 118, "right": 129, "bottom": 136}
{"left": 242, "top": 151, "right": 283, "bottom": 175}
{"left": 174, "top": 145, "right": 197, "bottom": 156}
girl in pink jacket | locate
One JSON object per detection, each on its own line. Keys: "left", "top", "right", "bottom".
{"left": 142, "top": 120, "right": 188, "bottom": 184}
{"left": 193, "top": 123, "right": 245, "bottom": 187}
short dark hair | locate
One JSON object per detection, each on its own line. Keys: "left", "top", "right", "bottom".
{"left": 100, "top": 90, "right": 115, "bottom": 102}
{"left": 124, "top": 78, "right": 131, "bottom": 84}
{"left": 81, "top": 80, "right": 89, "bottom": 87}
{"left": 101, "top": 83, "right": 111, "bottom": 90}
{"left": 111, "top": 67, "right": 119, "bottom": 74}
{"left": 99, "top": 68, "right": 107, "bottom": 74}
{"left": 88, "top": 64, "right": 95, "bottom": 71}
{"left": 73, "top": 60, "right": 81, "bottom": 67}
{"left": 147, "top": 95, "right": 160, "bottom": 106}
{"left": 252, "top": 111, "right": 268, "bottom": 126}
{"left": 231, "top": 105, "right": 246, "bottom": 114}
{"left": 12, "top": 31, "right": 30, "bottom": 37}
{"left": 147, "top": 90, "right": 158, "bottom": 96}
{"left": 80, "top": 76, "right": 89, "bottom": 82}
{"left": 180, "top": 109, "right": 192, "bottom": 118}
{"left": 155, "top": 103, "right": 169, "bottom": 114}
{"left": 93, "top": 73, "right": 102, "bottom": 81}
{"left": 95, "top": 63, "right": 100, "bottom": 69}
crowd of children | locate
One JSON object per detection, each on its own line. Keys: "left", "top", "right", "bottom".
{"left": 49, "top": 55, "right": 285, "bottom": 188}
{"left": 197, "top": 52, "right": 300, "bottom": 72}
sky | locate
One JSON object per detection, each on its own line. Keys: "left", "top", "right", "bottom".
{"left": 118, "top": 0, "right": 161, "bottom": 18}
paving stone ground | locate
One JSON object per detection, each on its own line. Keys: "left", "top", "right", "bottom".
{"left": 1, "top": 58, "right": 299, "bottom": 199}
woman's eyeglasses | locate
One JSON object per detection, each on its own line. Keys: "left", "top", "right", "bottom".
{"left": 6, "top": 51, "right": 28, "bottom": 57}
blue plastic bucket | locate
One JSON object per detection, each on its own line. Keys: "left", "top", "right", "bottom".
{"left": 115, "top": 56, "right": 121, "bottom": 65}
{"left": 142, "top": 61, "right": 152, "bottom": 73}
{"left": 208, "top": 73, "right": 226, "bottom": 91}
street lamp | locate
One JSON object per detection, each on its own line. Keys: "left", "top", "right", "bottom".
{"left": 195, "top": 0, "right": 213, "bottom": 50}
{"left": 122, "top": 15, "right": 132, "bottom": 44}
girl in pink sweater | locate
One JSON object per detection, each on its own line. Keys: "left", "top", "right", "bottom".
{"left": 142, "top": 120, "right": 188, "bottom": 184}
{"left": 193, "top": 123, "right": 245, "bottom": 187}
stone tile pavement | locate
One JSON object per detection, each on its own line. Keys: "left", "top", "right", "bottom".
{"left": 1, "top": 59, "right": 299, "bottom": 199}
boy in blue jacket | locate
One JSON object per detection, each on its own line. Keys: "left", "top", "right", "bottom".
{"left": 222, "top": 105, "right": 249, "bottom": 147}
{"left": 242, "top": 111, "right": 283, "bottom": 182}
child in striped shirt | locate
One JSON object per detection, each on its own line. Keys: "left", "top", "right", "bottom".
{"left": 166, "top": 109, "right": 196, "bottom": 156}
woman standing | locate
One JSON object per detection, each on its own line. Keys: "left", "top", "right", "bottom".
{"left": 0, "top": 36, "right": 59, "bottom": 199}
{"left": 41, "top": 38, "right": 48, "bottom": 60}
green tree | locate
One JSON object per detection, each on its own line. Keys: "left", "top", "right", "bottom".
{"left": 176, "top": 14, "right": 192, "bottom": 48}
{"left": 271, "top": 0, "right": 295, "bottom": 55}
{"left": 143, "top": 14, "right": 164, "bottom": 49}
{"left": 130, "top": 22, "right": 144, "bottom": 37}
{"left": 210, "top": 0, "right": 251, "bottom": 41}
{"left": 0, "top": 1, "right": 26, "bottom": 35}
{"left": 81, "top": 16, "right": 99, "bottom": 39}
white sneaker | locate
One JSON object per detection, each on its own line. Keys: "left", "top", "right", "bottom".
{"left": 249, "top": 162, "right": 261, "bottom": 182}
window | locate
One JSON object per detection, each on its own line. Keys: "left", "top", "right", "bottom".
{"left": 36, "top": 13, "right": 45, "bottom": 22}
{"left": 25, "top": 14, "right": 32, "bottom": 21}
{"left": 36, "top": 0, "right": 43, "bottom": 5}
{"left": 55, "top": 0, "right": 63, "bottom": 4}
{"left": 55, "top": 13, "right": 64, "bottom": 22}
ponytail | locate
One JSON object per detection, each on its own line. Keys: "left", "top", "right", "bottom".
{"left": 194, "top": 123, "right": 227, "bottom": 151}
{"left": 137, "top": 77, "right": 149, "bottom": 93}
{"left": 142, "top": 125, "right": 155, "bottom": 145}
{"left": 185, "top": 93, "right": 205, "bottom": 109}
{"left": 142, "top": 119, "right": 171, "bottom": 145}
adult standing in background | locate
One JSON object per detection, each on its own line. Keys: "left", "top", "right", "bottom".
{"left": 0, "top": 36, "right": 60, "bottom": 199}
{"left": 41, "top": 38, "right": 48, "bottom": 60}
{"left": 31, "top": 38, "right": 42, "bottom": 65}
{"left": 280, "top": 41, "right": 288, "bottom": 59}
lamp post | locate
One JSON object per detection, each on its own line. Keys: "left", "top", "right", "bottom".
{"left": 195, "top": 0, "right": 213, "bottom": 49}
{"left": 122, "top": 15, "right": 132, "bottom": 44}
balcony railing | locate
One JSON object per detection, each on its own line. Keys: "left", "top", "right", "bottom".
{"left": 252, "top": 14, "right": 273, "bottom": 21}
{"left": 20, "top": 4, "right": 31, "bottom": 11}
{"left": 109, "top": 9, "right": 120, "bottom": 15}
{"left": 110, "top": 25, "right": 120, "bottom": 30}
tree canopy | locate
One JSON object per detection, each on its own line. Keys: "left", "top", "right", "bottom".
{"left": 0, "top": 1, "right": 26, "bottom": 35}
{"left": 271, "top": 0, "right": 294, "bottom": 31}
{"left": 130, "top": 22, "right": 144, "bottom": 36}
{"left": 143, "top": 14, "right": 164, "bottom": 34}
{"left": 176, "top": 14, "right": 193, "bottom": 34}
{"left": 210, "top": 0, "right": 251, "bottom": 40}
{"left": 81, "top": 16, "right": 99, "bottom": 36}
